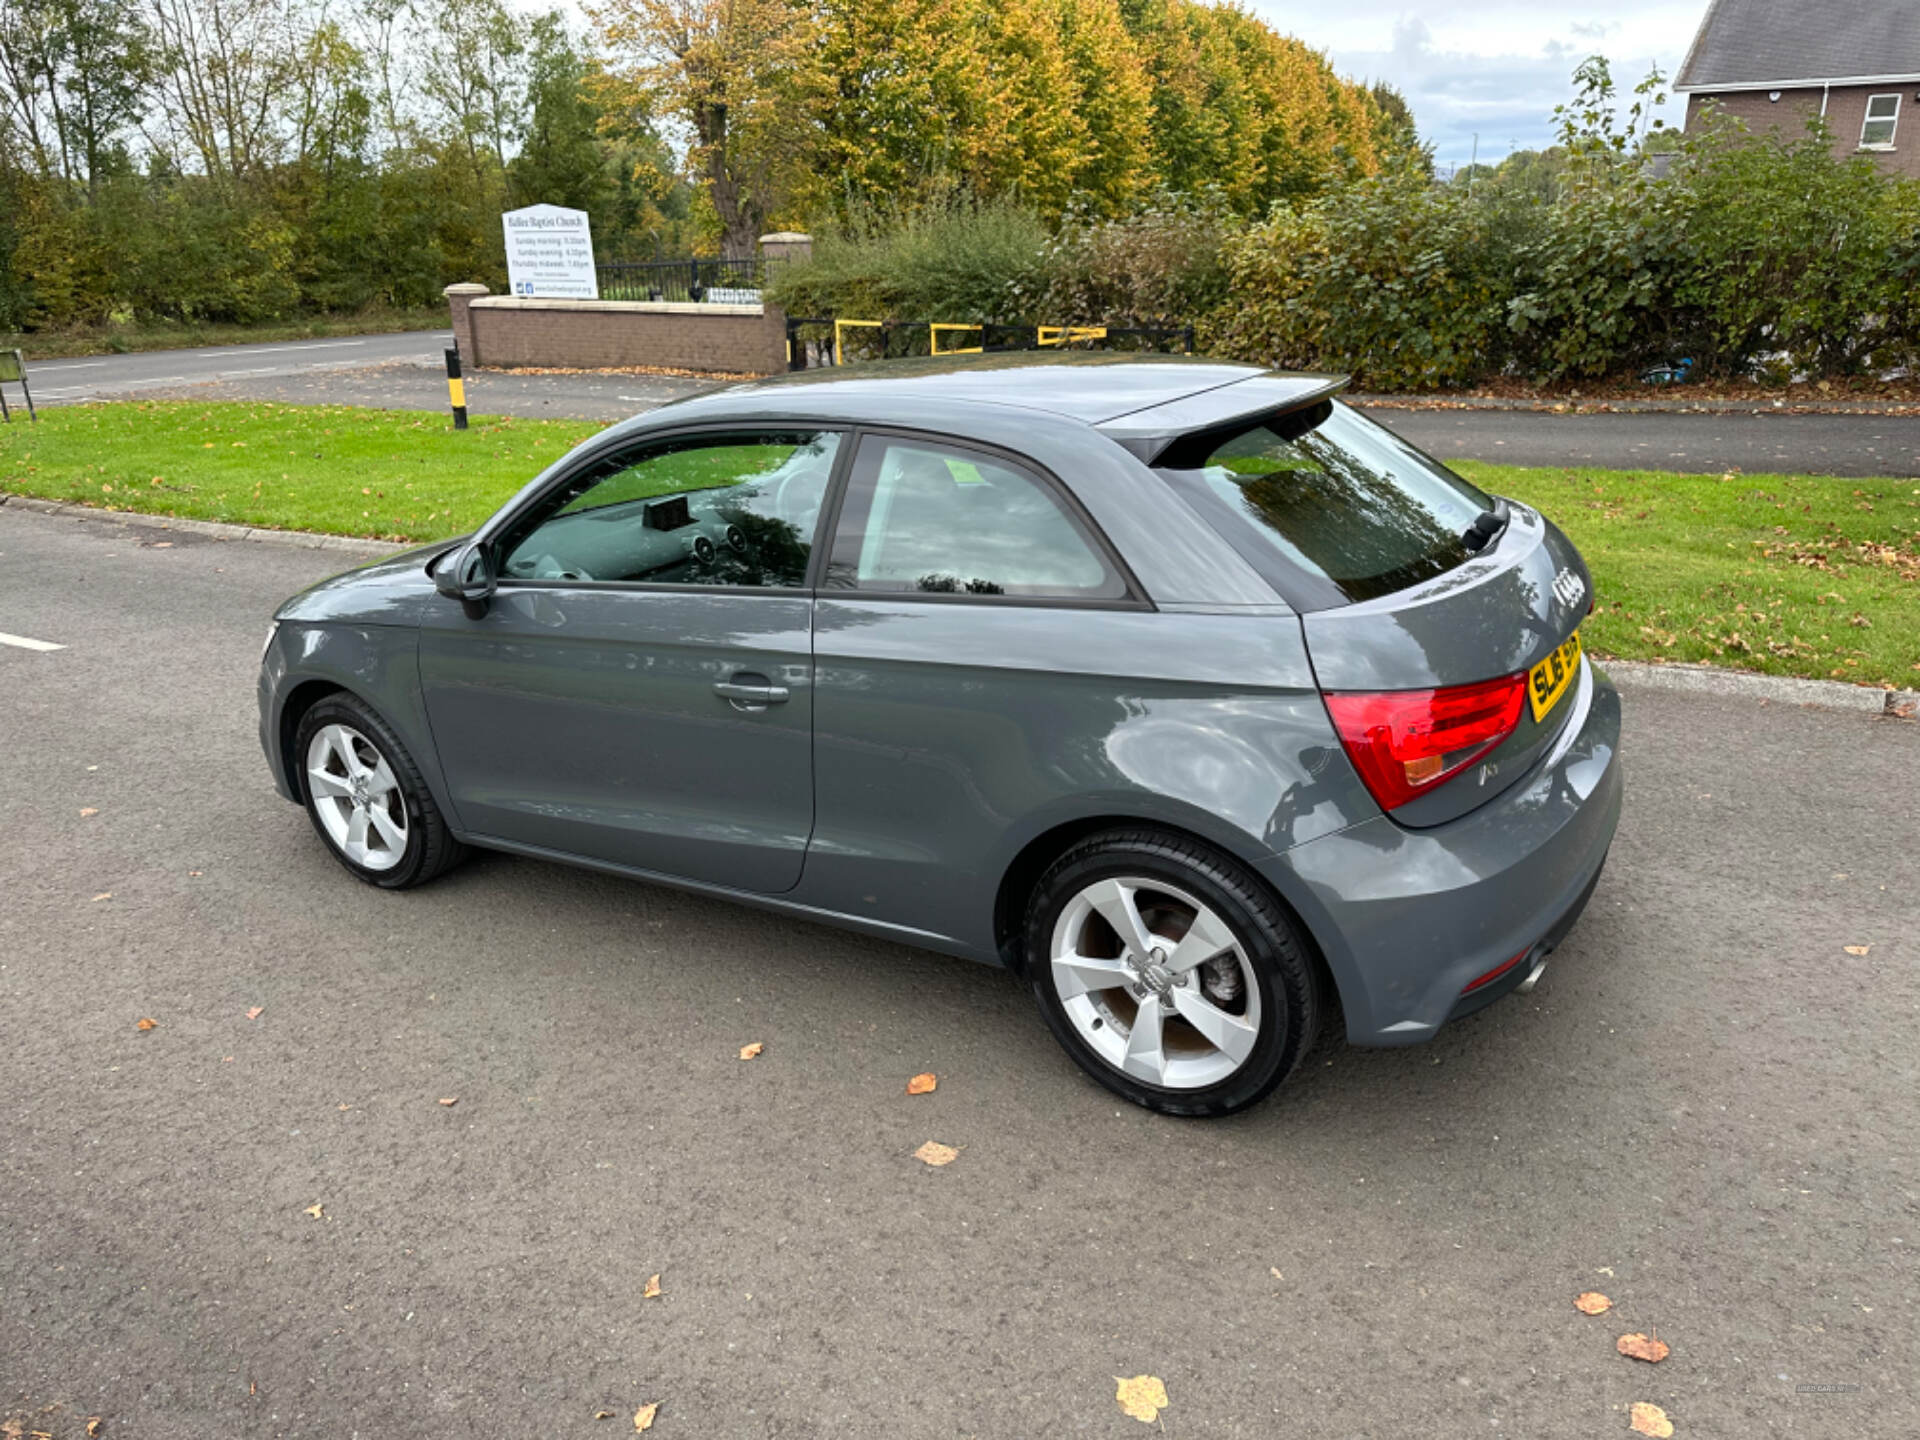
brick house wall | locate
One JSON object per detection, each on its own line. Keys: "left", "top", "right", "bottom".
{"left": 1685, "top": 84, "right": 1920, "bottom": 178}
{"left": 458, "top": 296, "right": 790, "bottom": 375}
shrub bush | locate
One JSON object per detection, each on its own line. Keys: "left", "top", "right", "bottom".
{"left": 1208, "top": 170, "right": 1530, "bottom": 388}
{"left": 766, "top": 195, "right": 1050, "bottom": 321}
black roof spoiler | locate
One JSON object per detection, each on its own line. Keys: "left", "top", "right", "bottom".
{"left": 1096, "top": 373, "right": 1350, "bottom": 465}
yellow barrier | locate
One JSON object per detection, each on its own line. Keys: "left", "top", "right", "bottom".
{"left": 929, "top": 323, "right": 983, "bottom": 356}
{"left": 1037, "top": 326, "right": 1109, "bottom": 347}
{"left": 833, "top": 318, "right": 884, "bottom": 365}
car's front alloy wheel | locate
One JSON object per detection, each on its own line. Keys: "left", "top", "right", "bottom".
{"left": 307, "top": 723, "right": 409, "bottom": 871}
{"left": 295, "top": 693, "right": 465, "bottom": 889}
{"left": 1027, "top": 830, "right": 1321, "bottom": 1116}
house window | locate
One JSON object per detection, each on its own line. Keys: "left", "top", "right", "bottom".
{"left": 1861, "top": 94, "right": 1900, "bottom": 148}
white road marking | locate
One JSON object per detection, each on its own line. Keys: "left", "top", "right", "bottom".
{"left": 195, "top": 340, "right": 370, "bottom": 357}
{"left": 0, "top": 631, "right": 65, "bottom": 652}
{"left": 32, "top": 359, "right": 110, "bottom": 371}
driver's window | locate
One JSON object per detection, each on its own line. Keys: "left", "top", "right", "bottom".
{"left": 500, "top": 431, "right": 841, "bottom": 588}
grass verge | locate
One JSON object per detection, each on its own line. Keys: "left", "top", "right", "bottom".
{"left": 1, "top": 402, "right": 1915, "bottom": 687}
{"left": 2, "top": 307, "right": 448, "bottom": 361}
{"left": 0, "top": 400, "right": 602, "bottom": 539}
{"left": 1464, "top": 462, "right": 1920, "bottom": 688}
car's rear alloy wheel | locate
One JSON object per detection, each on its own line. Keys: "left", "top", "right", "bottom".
{"left": 1026, "top": 831, "right": 1320, "bottom": 1116}
{"left": 295, "top": 693, "right": 465, "bottom": 890}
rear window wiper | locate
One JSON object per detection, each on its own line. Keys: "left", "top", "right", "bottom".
{"left": 1462, "top": 498, "right": 1510, "bottom": 553}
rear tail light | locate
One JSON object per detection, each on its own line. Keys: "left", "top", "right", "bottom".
{"left": 1324, "top": 673, "right": 1527, "bottom": 813}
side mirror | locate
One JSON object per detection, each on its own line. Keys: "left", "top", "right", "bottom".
{"left": 434, "top": 542, "right": 496, "bottom": 619}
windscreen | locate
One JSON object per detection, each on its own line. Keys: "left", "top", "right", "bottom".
{"left": 1157, "top": 401, "right": 1494, "bottom": 608}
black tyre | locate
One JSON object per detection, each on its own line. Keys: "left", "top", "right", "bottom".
{"left": 294, "top": 692, "right": 466, "bottom": 890}
{"left": 1024, "top": 828, "right": 1321, "bottom": 1117}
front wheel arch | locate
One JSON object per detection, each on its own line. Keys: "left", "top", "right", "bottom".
{"left": 278, "top": 679, "right": 346, "bottom": 801}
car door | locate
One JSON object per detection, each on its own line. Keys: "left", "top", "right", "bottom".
{"left": 805, "top": 431, "right": 1156, "bottom": 940}
{"left": 417, "top": 428, "right": 844, "bottom": 894}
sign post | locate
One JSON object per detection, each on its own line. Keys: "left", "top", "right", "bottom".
{"left": 502, "top": 204, "right": 598, "bottom": 299}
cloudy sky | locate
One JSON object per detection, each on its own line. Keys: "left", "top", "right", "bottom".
{"left": 1251, "top": 1, "right": 1712, "bottom": 170}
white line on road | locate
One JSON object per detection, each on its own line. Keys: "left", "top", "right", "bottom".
{"left": 31, "top": 359, "right": 110, "bottom": 371}
{"left": 0, "top": 631, "right": 65, "bottom": 652}
{"left": 195, "top": 340, "right": 371, "bottom": 357}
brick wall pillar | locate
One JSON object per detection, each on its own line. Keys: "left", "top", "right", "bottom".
{"left": 758, "top": 232, "right": 812, "bottom": 264}
{"left": 444, "top": 283, "right": 490, "bottom": 364}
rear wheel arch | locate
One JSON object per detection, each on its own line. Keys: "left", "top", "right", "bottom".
{"left": 993, "top": 816, "right": 1336, "bottom": 999}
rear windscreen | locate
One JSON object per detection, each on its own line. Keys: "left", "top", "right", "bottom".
{"left": 1156, "top": 401, "right": 1494, "bottom": 608}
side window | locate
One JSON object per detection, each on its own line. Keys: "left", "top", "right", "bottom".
{"left": 825, "top": 436, "right": 1128, "bottom": 600}
{"left": 499, "top": 431, "right": 840, "bottom": 588}
{"left": 1862, "top": 93, "right": 1900, "bottom": 148}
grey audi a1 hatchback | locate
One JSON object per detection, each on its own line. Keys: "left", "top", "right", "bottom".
{"left": 260, "top": 353, "right": 1620, "bottom": 1116}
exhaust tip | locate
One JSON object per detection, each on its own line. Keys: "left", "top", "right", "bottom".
{"left": 1515, "top": 958, "right": 1548, "bottom": 995}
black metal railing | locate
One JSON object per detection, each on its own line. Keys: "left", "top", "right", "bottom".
{"left": 782, "top": 318, "right": 1196, "bottom": 371}
{"left": 598, "top": 256, "right": 783, "bottom": 304}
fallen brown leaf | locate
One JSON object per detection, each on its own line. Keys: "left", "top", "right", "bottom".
{"left": 79, "top": 808, "right": 98, "bottom": 817}
{"left": 1114, "top": 1374, "right": 1169, "bottom": 1423}
{"left": 246, "top": 1007, "right": 264, "bottom": 1020}
{"left": 643, "top": 1273, "right": 662, "bottom": 1299}
{"left": 1269, "top": 1267, "right": 1284, "bottom": 1280}
{"left": 914, "top": 1140, "right": 959, "bottom": 1167}
{"left": 738, "top": 1042, "right": 763, "bottom": 1060}
{"left": 1618, "top": 1333, "right": 1670, "bottom": 1363}
{"left": 438, "top": 1096, "right": 458, "bottom": 1107}
{"left": 906, "top": 1072, "right": 937, "bottom": 1095}
{"left": 633, "top": 1402, "right": 659, "bottom": 1432}
{"left": 1843, "top": 944, "right": 1870, "bottom": 956}
{"left": 304, "top": 1203, "right": 323, "bottom": 1219}
{"left": 86, "top": 1419, "right": 103, "bottom": 1437}
{"left": 135, "top": 1017, "right": 157, "bottom": 1031}
{"left": 593, "top": 1412, "right": 613, "bottom": 1421}
{"left": 1574, "top": 1291, "right": 1613, "bottom": 1315}
{"left": 1629, "top": 1401, "right": 1674, "bottom": 1437}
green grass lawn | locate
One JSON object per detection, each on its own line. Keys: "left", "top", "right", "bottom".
{"left": 1464, "top": 461, "right": 1920, "bottom": 687}
{"left": 0, "top": 400, "right": 604, "bottom": 540}
{"left": 2, "top": 401, "right": 1915, "bottom": 687}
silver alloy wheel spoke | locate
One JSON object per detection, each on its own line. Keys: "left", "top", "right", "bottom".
{"left": 1165, "top": 905, "right": 1237, "bottom": 975}
{"left": 1121, "top": 994, "right": 1168, "bottom": 1082}
{"left": 307, "top": 766, "right": 354, "bottom": 798}
{"left": 306, "top": 722, "right": 409, "bottom": 872}
{"left": 1054, "top": 951, "right": 1136, "bottom": 999}
{"left": 368, "top": 805, "right": 406, "bottom": 851}
{"left": 1049, "top": 874, "right": 1263, "bottom": 1092}
{"left": 1084, "top": 877, "right": 1157, "bottom": 956}
{"left": 1170, "top": 986, "right": 1259, "bottom": 1064}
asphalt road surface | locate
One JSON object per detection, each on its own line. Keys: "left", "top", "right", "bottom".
{"left": 24, "top": 331, "right": 1920, "bottom": 474}
{"left": 1373, "top": 405, "right": 1920, "bottom": 478}
{"left": 3, "top": 503, "right": 1915, "bottom": 1439}
{"left": 25, "top": 331, "right": 457, "bottom": 404}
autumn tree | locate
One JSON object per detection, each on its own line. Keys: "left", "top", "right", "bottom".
{"left": 589, "top": 0, "right": 822, "bottom": 256}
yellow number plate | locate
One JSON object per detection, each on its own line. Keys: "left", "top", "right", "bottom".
{"left": 1528, "top": 630, "right": 1584, "bottom": 723}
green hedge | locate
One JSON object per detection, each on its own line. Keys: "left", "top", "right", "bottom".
{"left": 771, "top": 122, "right": 1920, "bottom": 387}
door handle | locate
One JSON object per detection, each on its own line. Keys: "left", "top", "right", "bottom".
{"left": 714, "top": 677, "right": 790, "bottom": 709}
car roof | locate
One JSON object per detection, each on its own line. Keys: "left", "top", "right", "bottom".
{"left": 642, "top": 352, "right": 1345, "bottom": 444}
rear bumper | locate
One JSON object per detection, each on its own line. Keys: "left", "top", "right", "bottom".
{"left": 1257, "top": 656, "right": 1622, "bottom": 1046}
